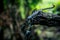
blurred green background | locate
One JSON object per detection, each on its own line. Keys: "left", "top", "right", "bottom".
{"left": 2, "top": 0, "right": 60, "bottom": 40}
{"left": 4, "top": 0, "right": 60, "bottom": 20}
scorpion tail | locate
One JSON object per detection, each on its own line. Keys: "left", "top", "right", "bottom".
{"left": 41, "top": 4, "right": 55, "bottom": 10}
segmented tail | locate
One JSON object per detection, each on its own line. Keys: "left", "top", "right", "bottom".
{"left": 41, "top": 4, "right": 55, "bottom": 10}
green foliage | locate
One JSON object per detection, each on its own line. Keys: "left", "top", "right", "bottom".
{"left": 3, "top": 0, "right": 60, "bottom": 40}
{"left": 3, "top": 0, "right": 60, "bottom": 20}
{"left": 15, "top": 0, "right": 42, "bottom": 19}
